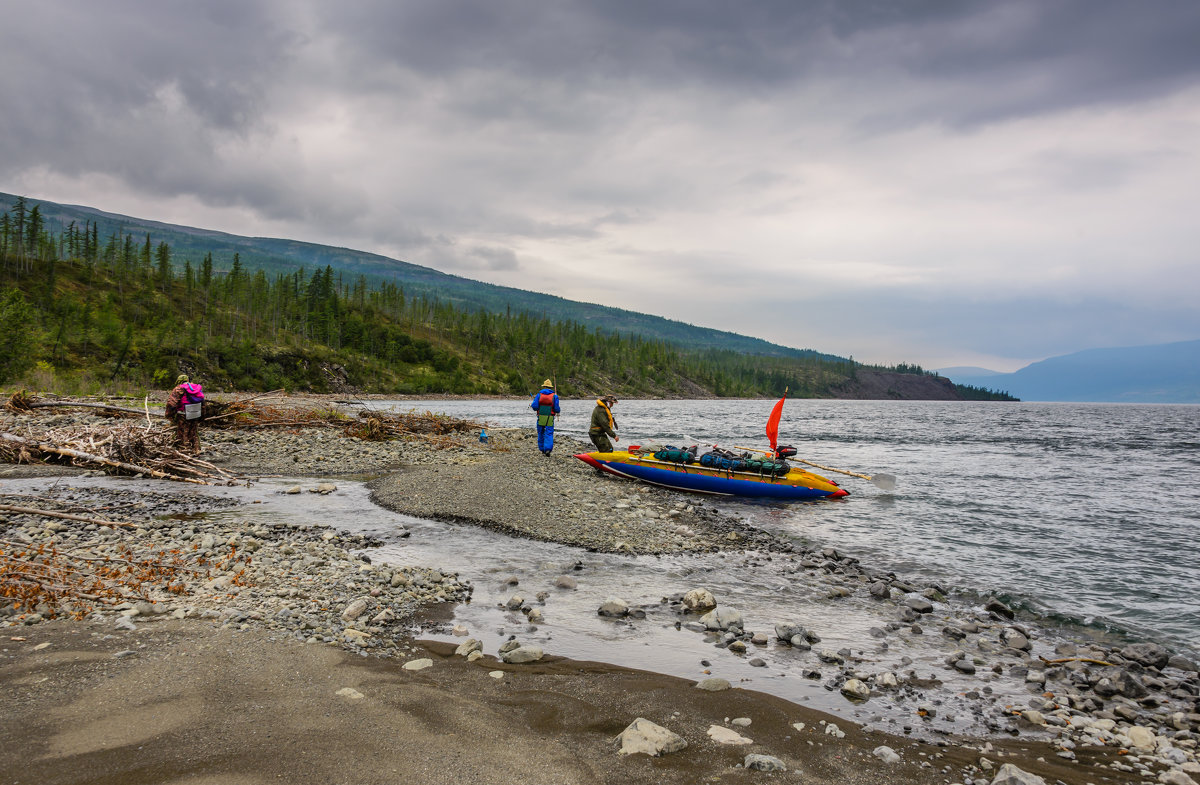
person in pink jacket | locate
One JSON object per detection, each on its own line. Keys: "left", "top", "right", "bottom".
{"left": 164, "top": 374, "right": 204, "bottom": 454}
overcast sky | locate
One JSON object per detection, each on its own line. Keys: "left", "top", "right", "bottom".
{"left": 3, "top": 1, "right": 1199, "bottom": 371}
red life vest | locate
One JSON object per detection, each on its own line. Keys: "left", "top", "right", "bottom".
{"left": 536, "top": 390, "right": 556, "bottom": 425}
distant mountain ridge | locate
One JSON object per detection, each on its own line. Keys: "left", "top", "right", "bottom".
{"left": 0, "top": 192, "right": 839, "bottom": 361}
{"left": 939, "top": 340, "right": 1200, "bottom": 403}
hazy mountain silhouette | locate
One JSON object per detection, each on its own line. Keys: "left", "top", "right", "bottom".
{"left": 940, "top": 340, "right": 1200, "bottom": 403}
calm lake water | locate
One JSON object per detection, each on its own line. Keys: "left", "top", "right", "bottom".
{"left": 377, "top": 398, "right": 1200, "bottom": 655}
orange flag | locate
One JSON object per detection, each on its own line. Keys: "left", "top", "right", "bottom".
{"left": 765, "top": 392, "right": 786, "bottom": 452}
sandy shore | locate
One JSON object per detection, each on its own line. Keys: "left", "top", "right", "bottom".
{"left": 2, "top": 396, "right": 1194, "bottom": 784}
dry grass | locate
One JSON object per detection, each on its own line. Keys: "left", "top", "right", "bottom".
{"left": 0, "top": 506, "right": 251, "bottom": 620}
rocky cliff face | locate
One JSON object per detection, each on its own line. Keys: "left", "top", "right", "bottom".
{"left": 829, "top": 370, "right": 962, "bottom": 400}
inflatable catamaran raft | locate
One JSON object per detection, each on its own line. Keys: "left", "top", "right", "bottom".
{"left": 574, "top": 445, "right": 850, "bottom": 500}
{"left": 575, "top": 392, "right": 894, "bottom": 500}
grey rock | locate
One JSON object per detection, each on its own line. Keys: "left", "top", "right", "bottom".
{"left": 841, "top": 678, "right": 870, "bottom": 700}
{"left": 985, "top": 597, "right": 1015, "bottom": 619}
{"left": 868, "top": 581, "right": 891, "bottom": 599}
{"left": 1000, "top": 627, "right": 1031, "bottom": 651}
{"left": 1120, "top": 642, "right": 1170, "bottom": 669}
{"left": 695, "top": 677, "right": 732, "bottom": 692}
{"left": 1095, "top": 669, "right": 1148, "bottom": 699}
{"left": 743, "top": 754, "right": 786, "bottom": 772}
{"left": 1167, "top": 654, "right": 1198, "bottom": 672}
{"left": 682, "top": 588, "right": 717, "bottom": 612}
{"left": 454, "top": 639, "right": 483, "bottom": 657}
{"left": 988, "top": 762, "right": 1046, "bottom": 785}
{"left": 598, "top": 597, "right": 629, "bottom": 617}
{"left": 873, "top": 745, "right": 901, "bottom": 764}
{"left": 775, "top": 622, "right": 803, "bottom": 642}
{"left": 699, "top": 607, "right": 743, "bottom": 632}
{"left": 615, "top": 718, "right": 688, "bottom": 757}
{"left": 904, "top": 597, "right": 934, "bottom": 614}
{"left": 499, "top": 645, "right": 544, "bottom": 664}
{"left": 340, "top": 598, "right": 368, "bottom": 622}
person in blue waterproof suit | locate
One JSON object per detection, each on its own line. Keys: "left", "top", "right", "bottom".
{"left": 530, "top": 379, "right": 560, "bottom": 455}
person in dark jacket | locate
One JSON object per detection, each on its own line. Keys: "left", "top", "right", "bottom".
{"left": 588, "top": 395, "right": 619, "bottom": 453}
{"left": 164, "top": 374, "right": 204, "bottom": 454}
{"left": 530, "top": 379, "right": 560, "bottom": 455}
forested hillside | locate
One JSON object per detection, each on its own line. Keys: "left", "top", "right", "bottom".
{"left": 0, "top": 197, "right": 1014, "bottom": 400}
{"left": 0, "top": 191, "right": 840, "bottom": 359}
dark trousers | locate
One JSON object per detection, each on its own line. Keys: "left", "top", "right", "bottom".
{"left": 589, "top": 431, "right": 613, "bottom": 453}
{"left": 175, "top": 416, "right": 200, "bottom": 454}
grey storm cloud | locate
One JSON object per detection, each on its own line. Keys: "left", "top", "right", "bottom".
{"left": 3, "top": 0, "right": 1200, "bottom": 369}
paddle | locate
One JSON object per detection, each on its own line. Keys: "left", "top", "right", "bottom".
{"left": 732, "top": 445, "right": 896, "bottom": 491}
{"left": 793, "top": 458, "right": 896, "bottom": 492}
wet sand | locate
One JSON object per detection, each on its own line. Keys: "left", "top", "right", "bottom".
{"left": 1, "top": 620, "right": 1118, "bottom": 785}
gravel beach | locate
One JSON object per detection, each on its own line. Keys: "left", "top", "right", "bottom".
{"left": 3, "top": 396, "right": 1199, "bottom": 785}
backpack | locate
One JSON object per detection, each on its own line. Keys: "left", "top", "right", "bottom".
{"left": 536, "top": 390, "right": 556, "bottom": 426}
{"left": 653, "top": 445, "right": 697, "bottom": 464}
{"left": 738, "top": 457, "right": 790, "bottom": 477}
{"left": 180, "top": 382, "right": 204, "bottom": 420}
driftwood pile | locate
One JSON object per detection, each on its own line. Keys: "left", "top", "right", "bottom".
{"left": 0, "top": 424, "right": 236, "bottom": 485}
{"left": 2, "top": 392, "right": 497, "bottom": 484}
